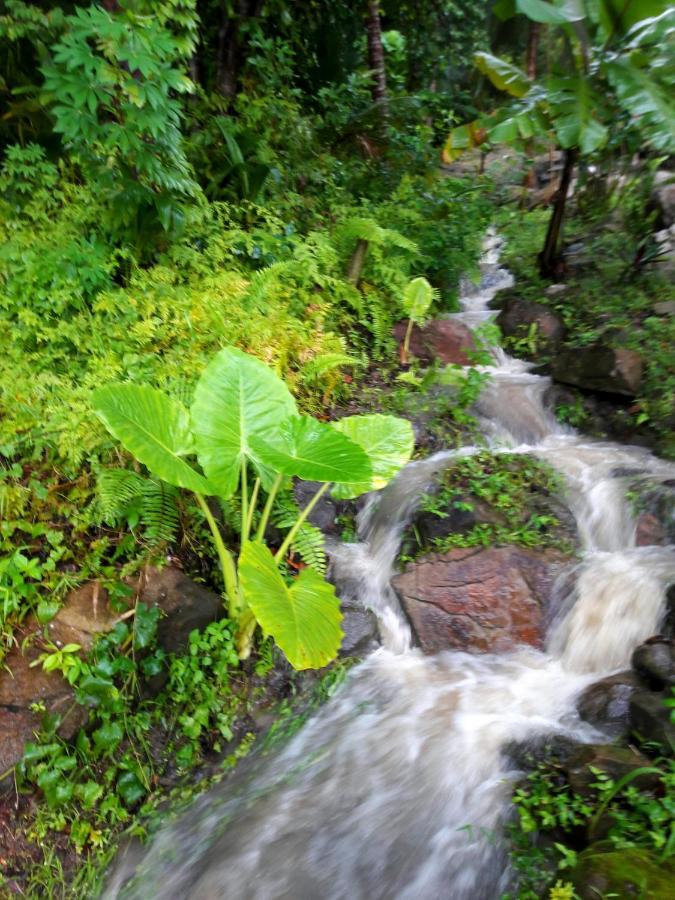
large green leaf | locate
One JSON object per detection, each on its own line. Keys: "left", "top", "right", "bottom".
{"left": 239, "top": 541, "right": 343, "bottom": 670}
{"left": 191, "top": 347, "right": 297, "bottom": 498}
{"left": 402, "top": 277, "right": 434, "bottom": 324}
{"left": 92, "top": 385, "right": 211, "bottom": 493}
{"left": 596, "top": 0, "right": 670, "bottom": 39}
{"left": 604, "top": 58, "right": 675, "bottom": 151}
{"left": 516, "top": 0, "right": 583, "bottom": 25}
{"left": 331, "top": 414, "right": 414, "bottom": 500}
{"left": 250, "top": 415, "right": 371, "bottom": 484}
{"left": 474, "top": 52, "right": 531, "bottom": 98}
{"left": 548, "top": 76, "right": 609, "bottom": 154}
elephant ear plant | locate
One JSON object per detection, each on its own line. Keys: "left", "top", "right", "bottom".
{"left": 92, "top": 347, "right": 414, "bottom": 670}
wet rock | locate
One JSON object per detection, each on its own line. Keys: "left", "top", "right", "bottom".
{"left": 47, "top": 581, "right": 118, "bottom": 650}
{"left": 651, "top": 171, "right": 675, "bottom": 227}
{"left": 629, "top": 688, "right": 675, "bottom": 747}
{"left": 551, "top": 344, "right": 643, "bottom": 397}
{"left": 629, "top": 478, "right": 675, "bottom": 547}
{"left": 392, "top": 318, "right": 477, "bottom": 366}
{"left": 570, "top": 847, "right": 675, "bottom": 900}
{"left": 0, "top": 644, "right": 87, "bottom": 774}
{"left": 496, "top": 295, "right": 565, "bottom": 353}
{"left": 652, "top": 299, "right": 675, "bottom": 316}
{"left": 294, "top": 480, "right": 338, "bottom": 535}
{"left": 564, "top": 744, "right": 657, "bottom": 796}
{"left": 632, "top": 639, "right": 675, "bottom": 689}
{"left": 132, "top": 566, "right": 224, "bottom": 654}
{"left": 392, "top": 546, "right": 570, "bottom": 654}
{"left": 338, "top": 599, "right": 379, "bottom": 658}
{"left": 577, "top": 671, "right": 639, "bottom": 738}
{"left": 635, "top": 512, "right": 668, "bottom": 546}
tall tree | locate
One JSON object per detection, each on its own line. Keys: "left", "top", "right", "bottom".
{"left": 366, "top": 0, "right": 388, "bottom": 114}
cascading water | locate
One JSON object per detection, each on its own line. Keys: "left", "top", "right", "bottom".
{"left": 106, "top": 230, "right": 675, "bottom": 900}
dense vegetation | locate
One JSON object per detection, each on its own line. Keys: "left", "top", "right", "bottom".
{"left": 0, "top": 1, "right": 673, "bottom": 897}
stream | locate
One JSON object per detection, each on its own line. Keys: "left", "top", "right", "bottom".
{"left": 106, "top": 231, "right": 675, "bottom": 899}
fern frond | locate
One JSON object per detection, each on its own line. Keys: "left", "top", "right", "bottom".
{"left": 97, "top": 468, "right": 180, "bottom": 544}
{"left": 299, "top": 352, "right": 361, "bottom": 384}
{"left": 271, "top": 492, "right": 327, "bottom": 573}
{"left": 292, "top": 523, "right": 327, "bottom": 574}
{"left": 97, "top": 468, "right": 146, "bottom": 522}
{"left": 139, "top": 479, "right": 180, "bottom": 543}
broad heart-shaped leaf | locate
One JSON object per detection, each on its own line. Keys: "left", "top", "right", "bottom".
{"left": 474, "top": 52, "right": 531, "bottom": 98}
{"left": 516, "top": 0, "right": 584, "bottom": 25}
{"left": 402, "top": 277, "right": 433, "bottom": 323}
{"left": 92, "top": 385, "right": 211, "bottom": 494}
{"left": 331, "top": 414, "right": 414, "bottom": 500}
{"left": 239, "top": 541, "right": 343, "bottom": 670}
{"left": 249, "top": 415, "right": 372, "bottom": 484}
{"left": 191, "top": 347, "right": 297, "bottom": 498}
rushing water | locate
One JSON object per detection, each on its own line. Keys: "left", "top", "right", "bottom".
{"left": 105, "top": 230, "right": 675, "bottom": 900}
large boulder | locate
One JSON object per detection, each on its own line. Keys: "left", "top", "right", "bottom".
{"left": 393, "top": 318, "right": 477, "bottom": 366}
{"left": 631, "top": 638, "right": 675, "bottom": 690}
{"left": 551, "top": 344, "right": 643, "bottom": 396}
{"left": 132, "top": 566, "right": 224, "bottom": 654}
{"left": 629, "top": 688, "right": 675, "bottom": 747}
{"left": 496, "top": 295, "right": 565, "bottom": 353}
{"left": 630, "top": 478, "right": 675, "bottom": 548}
{"left": 577, "top": 671, "right": 639, "bottom": 738}
{"left": 391, "top": 546, "right": 570, "bottom": 654}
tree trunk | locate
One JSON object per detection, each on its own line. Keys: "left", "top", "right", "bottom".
{"left": 538, "top": 148, "right": 577, "bottom": 279}
{"left": 215, "top": 0, "right": 262, "bottom": 100}
{"left": 526, "top": 22, "right": 540, "bottom": 81}
{"left": 366, "top": 1, "right": 388, "bottom": 117}
{"left": 347, "top": 239, "right": 370, "bottom": 285}
{"left": 523, "top": 22, "right": 541, "bottom": 191}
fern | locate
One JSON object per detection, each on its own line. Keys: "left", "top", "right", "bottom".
{"left": 97, "top": 468, "right": 180, "bottom": 544}
{"left": 299, "top": 351, "right": 361, "bottom": 385}
{"left": 271, "top": 492, "right": 327, "bottom": 573}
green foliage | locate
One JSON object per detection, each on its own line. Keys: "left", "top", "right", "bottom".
{"left": 415, "top": 451, "right": 569, "bottom": 553}
{"left": 496, "top": 198, "right": 675, "bottom": 454}
{"left": 92, "top": 346, "right": 413, "bottom": 669}
{"left": 41, "top": 3, "right": 199, "bottom": 239}
{"left": 164, "top": 619, "right": 240, "bottom": 768}
{"left": 507, "top": 756, "right": 675, "bottom": 898}
{"left": 447, "top": 3, "right": 675, "bottom": 161}
{"left": 97, "top": 468, "right": 181, "bottom": 545}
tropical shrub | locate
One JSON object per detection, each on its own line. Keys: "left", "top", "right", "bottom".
{"left": 93, "top": 346, "right": 414, "bottom": 669}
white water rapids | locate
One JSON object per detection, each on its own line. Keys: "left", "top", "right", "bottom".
{"left": 106, "top": 231, "right": 675, "bottom": 900}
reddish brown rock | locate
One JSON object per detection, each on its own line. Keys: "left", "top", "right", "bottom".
{"left": 392, "top": 546, "right": 570, "bottom": 654}
{"left": 393, "top": 319, "right": 477, "bottom": 365}
{"left": 0, "top": 644, "right": 87, "bottom": 774}
{"left": 634, "top": 512, "right": 667, "bottom": 546}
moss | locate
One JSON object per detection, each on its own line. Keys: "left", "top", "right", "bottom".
{"left": 571, "top": 847, "right": 675, "bottom": 899}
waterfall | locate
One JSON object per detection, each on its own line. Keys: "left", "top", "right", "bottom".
{"left": 105, "top": 230, "right": 675, "bottom": 900}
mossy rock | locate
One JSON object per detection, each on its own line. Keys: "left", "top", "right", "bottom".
{"left": 570, "top": 847, "right": 675, "bottom": 899}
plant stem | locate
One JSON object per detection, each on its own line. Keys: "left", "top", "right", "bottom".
{"left": 240, "top": 459, "right": 249, "bottom": 545}
{"left": 402, "top": 317, "right": 414, "bottom": 362}
{"left": 194, "top": 493, "right": 239, "bottom": 613}
{"left": 246, "top": 477, "right": 260, "bottom": 539}
{"left": 255, "top": 473, "right": 283, "bottom": 542}
{"left": 274, "top": 482, "right": 331, "bottom": 564}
